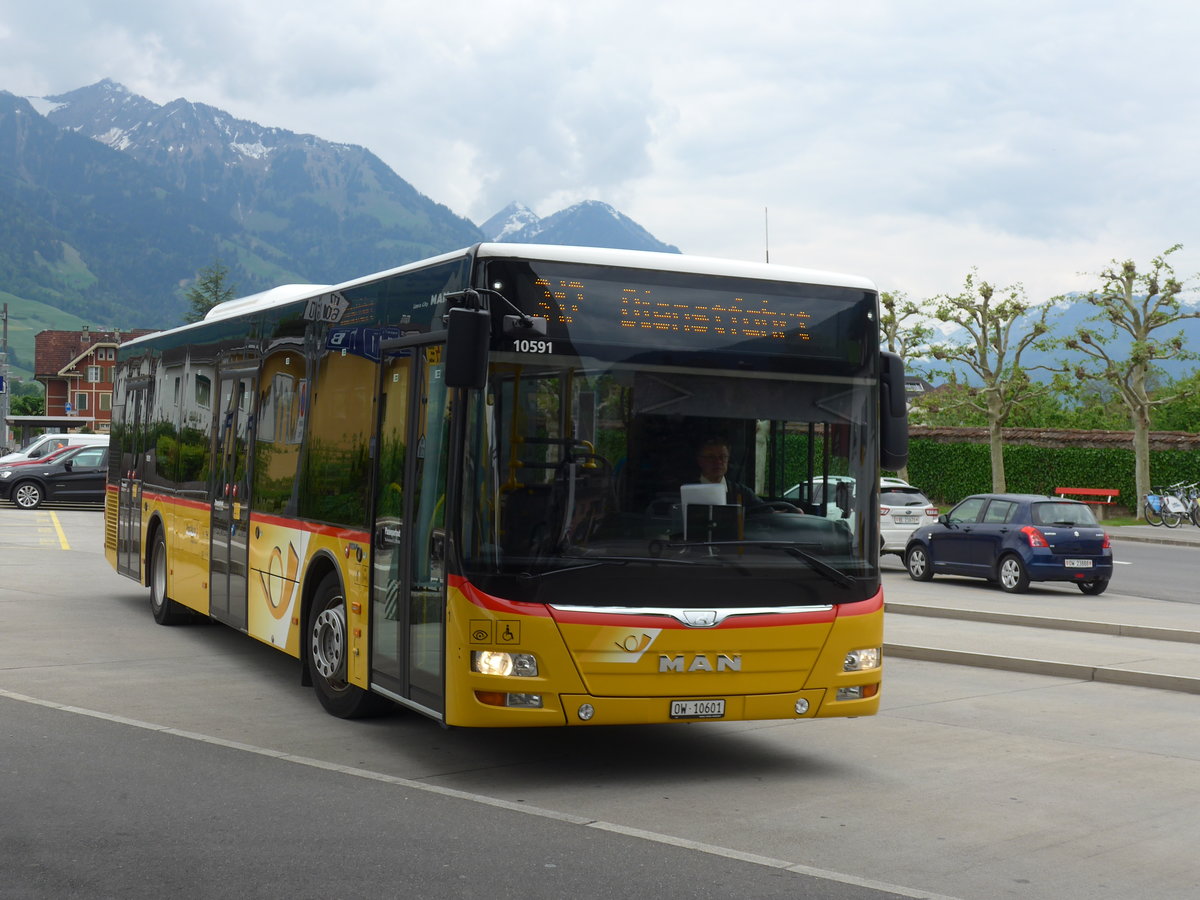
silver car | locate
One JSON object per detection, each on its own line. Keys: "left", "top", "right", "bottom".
{"left": 880, "top": 486, "right": 940, "bottom": 555}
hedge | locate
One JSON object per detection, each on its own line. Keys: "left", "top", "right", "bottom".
{"left": 904, "top": 439, "right": 1200, "bottom": 508}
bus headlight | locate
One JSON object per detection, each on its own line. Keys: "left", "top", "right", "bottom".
{"left": 844, "top": 647, "right": 881, "bottom": 672}
{"left": 471, "top": 650, "right": 539, "bottom": 677}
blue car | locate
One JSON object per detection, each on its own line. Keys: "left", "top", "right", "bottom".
{"left": 904, "top": 493, "right": 1113, "bottom": 595}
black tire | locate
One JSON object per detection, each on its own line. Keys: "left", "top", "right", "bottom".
{"left": 308, "top": 573, "right": 391, "bottom": 719}
{"left": 1078, "top": 579, "right": 1109, "bottom": 596}
{"left": 12, "top": 480, "right": 43, "bottom": 510}
{"left": 997, "top": 554, "right": 1030, "bottom": 593}
{"left": 149, "top": 531, "right": 190, "bottom": 625}
{"left": 906, "top": 545, "right": 933, "bottom": 581}
{"left": 1143, "top": 500, "right": 1164, "bottom": 527}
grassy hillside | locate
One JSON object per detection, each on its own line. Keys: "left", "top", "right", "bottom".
{"left": 0, "top": 290, "right": 90, "bottom": 381}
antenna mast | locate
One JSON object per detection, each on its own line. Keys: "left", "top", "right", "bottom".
{"left": 764, "top": 207, "right": 770, "bottom": 263}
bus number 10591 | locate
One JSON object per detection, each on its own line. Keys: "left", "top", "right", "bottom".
{"left": 514, "top": 339, "right": 554, "bottom": 354}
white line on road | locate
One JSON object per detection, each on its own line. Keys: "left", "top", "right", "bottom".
{"left": 0, "top": 686, "right": 963, "bottom": 900}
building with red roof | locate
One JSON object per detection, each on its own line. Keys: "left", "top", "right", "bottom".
{"left": 34, "top": 327, "right": 157, "bottom": 430}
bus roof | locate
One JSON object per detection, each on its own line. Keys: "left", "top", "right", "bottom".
{"left": 122, "top": 244, "right": 876, "bottom": 348}
{"left": 473, "top": 243, "right": 877, "bottom": 292}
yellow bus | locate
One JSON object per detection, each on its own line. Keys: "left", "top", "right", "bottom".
{"left": 105, "top": 244, "right": 907, "bottom": 726}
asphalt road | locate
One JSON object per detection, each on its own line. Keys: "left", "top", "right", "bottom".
{"left": 882, "top": 532, "right": 1200, "bottom": 605}
{"left": 3, "top": 507, "right": 1200, "bottom": 900}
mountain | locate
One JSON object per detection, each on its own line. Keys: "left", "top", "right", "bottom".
{"left": 1, "top": 80, "right": 682, "bottom": 330}
{"left": 480, "top": 202, "right": 541, "bottom": 242}
{"left": 0, "top": 89, "right": 245, "bottom": 326}
{"left": 483, "top": 199, "right": 681, "bottom": 253}
{"left": 43, "top": 80, "right": 483, "bottom": 289}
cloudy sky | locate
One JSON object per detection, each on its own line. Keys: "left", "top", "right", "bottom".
{"left": 2, "top": 0, "right": 1198, "bottom": 302}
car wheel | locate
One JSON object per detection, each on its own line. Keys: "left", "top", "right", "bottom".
{"left": 149, "top": 531, "right": 190, "bottom": 625}
{"left": 308, "top": 572, "right": 391, "bottom": 719}
{"left": 997, "top": 554, "right": 1030, "bottom": 593}
{"left": 1078, "top": 579, "right": 1109, "bottom": 596}
{"left": 906, "top": 545, "right": 933, "bottom": 581}
{"left": 13, "top": 481, "right": 43, "bottom": 510}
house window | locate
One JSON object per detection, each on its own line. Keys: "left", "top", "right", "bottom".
{"left": 75, "top": 392, "right": 89, "bottom": 411}
{"left": 87, "top": 366, "right": 102, "bottom": 383}
{"left": 100, "top": 393, "right": 112, "bottom": 412}
{"left": 195, "top": 374, "right": 212, "bottom": 408}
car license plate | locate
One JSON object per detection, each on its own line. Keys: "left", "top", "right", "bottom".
{"left": 670, "top": 699, "right": 725, "bottom": 719}
{"left": 1065, "top": 559, "right": 1093, "bottom": 568}
{"left": 894, "top": 515, "right": 918, "bottom": 524}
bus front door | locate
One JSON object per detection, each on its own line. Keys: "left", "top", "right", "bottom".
{"left": 210, "top": 372, "right": 255, "bottom": 630}
{"left": 370, "top": 343, "right": 450, "bottom": 716}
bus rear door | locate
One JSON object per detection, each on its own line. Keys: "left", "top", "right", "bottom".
{"left": 210, "top": 371, "right": 256, "bottom": 629}
{"left": 116, "top": 382, "right": 147, "bottom": 579}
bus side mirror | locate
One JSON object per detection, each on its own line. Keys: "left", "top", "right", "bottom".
{"left": 880, "top": 351, "right": 908, "bottom": 470}
{"left": 444, "top": 307, "right": 491, "bottom": 389}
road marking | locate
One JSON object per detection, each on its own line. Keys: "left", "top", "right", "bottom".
{"left": 0, "top": 686, "right": 962, "bottom": 900}
{"left": 49, "top": 512, "right": 71, "bottom": 550}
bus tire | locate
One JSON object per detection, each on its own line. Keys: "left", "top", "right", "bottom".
{"left": 308, "top": 572, "right": 390, "bottom": 719}
{"left": 149, "top": 531, "right": 189, "bottom": 625}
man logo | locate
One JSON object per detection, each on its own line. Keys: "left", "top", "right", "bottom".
{"left": 659, "top": 654, "right": 742, "bottom": 673}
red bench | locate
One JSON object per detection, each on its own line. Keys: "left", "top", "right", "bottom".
{"left": 1055, "top": 487, "right": 1120, "bottom": 518}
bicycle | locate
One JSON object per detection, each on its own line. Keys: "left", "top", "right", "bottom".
{"left": 1182, "top": 482, "right": 1200, "bottom": 528}
{"left": 1145, "top": 482, "right": 1190, "bottom": 528}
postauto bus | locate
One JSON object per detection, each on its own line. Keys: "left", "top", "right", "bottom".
{"left": 106, "top": 243, "right": 907, "bottom": 727}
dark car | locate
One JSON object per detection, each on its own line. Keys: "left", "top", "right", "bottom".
{"left": 0, "top": 445, "right": 110, "bottom": 509}
{"left": 904, "top": 493, "right": 1113, "bottom": 595}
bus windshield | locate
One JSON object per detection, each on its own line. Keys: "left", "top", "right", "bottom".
{"left": 461, "top": 356, "right": 879, "bottom": 607}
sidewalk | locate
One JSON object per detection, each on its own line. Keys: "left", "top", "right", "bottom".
{"left": 884, "top": 523, "right": 1200, "bottom": 695}
{"left": 1107, "top": 522, "right": 1200, "bottom": 548}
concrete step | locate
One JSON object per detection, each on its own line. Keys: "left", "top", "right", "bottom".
{"left": 884, "top": 604, "right": 1200, "bottom": 694}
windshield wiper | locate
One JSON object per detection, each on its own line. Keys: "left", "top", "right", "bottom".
{"left": 517, "top": 554, "right": 737, "bottom": 580}
{"left": 669, "top": 540, "right": 855, "bottom": 589}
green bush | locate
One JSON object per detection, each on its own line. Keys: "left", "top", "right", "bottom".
{"left": 907, "top": 439, "right": 1200, "bottom": 506}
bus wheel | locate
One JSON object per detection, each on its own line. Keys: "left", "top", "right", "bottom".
{"left": 308, "top": 573, "right": 390, "bottom": 719}
{"left": 149, "top": 532, "right": 189, "bottom": 625}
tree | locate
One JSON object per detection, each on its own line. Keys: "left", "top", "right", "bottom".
{"left": 1063, "top": 245, "right": 1200, "bottom": 516}
{"left": 184, "top": 259, "right": 236, "bottom": 323}
{"left": 879, "top": 290, "right": 933, "bottom": 479}
{"left": 11, "top": 392, "right": 44, "bottom": 416}
{"left": 1152, "top": 369, "right": 1200, "bottom": 431}
{"left": 879, "top": 290, "right": 934, "bottom": 360}
{"left": 924, "top": 270, "right": 1056, "bottom": 492}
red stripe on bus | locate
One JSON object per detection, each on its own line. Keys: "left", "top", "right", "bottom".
{"left": 452, "top": 574, "right": 882, "bottom": 627}
{"left": 135, "top": 491, "right": 370, "bottom": 541}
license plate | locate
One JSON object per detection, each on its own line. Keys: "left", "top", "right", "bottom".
{"left": 894, "top": 516, "right": 918, "bottom": 524}
{"left": 1065, "top": 559, "right": 1093, "bottom": 568}
{"left": 670, "top": 699, "right": 725, "bottom": 719}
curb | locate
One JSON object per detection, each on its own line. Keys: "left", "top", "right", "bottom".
{"left": 1109, "top": 532, "right": 1200, "bottom": 549}
{"left": 883, "top": 643, "right": 1200, "bottom": 695}
{"left": 885, "top": 602, "right": 1200, "bottom": 644}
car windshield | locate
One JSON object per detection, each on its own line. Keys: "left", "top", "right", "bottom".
{"left": 880, "top": 489, "right": 930, "bottom": 507}
{"left": 1032, "top": 502, "right": 1099, "bottom": 527}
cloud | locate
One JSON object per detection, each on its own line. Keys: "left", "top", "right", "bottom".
{"left": 1, "top": 0, "right": 1198, "bottom": 301}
